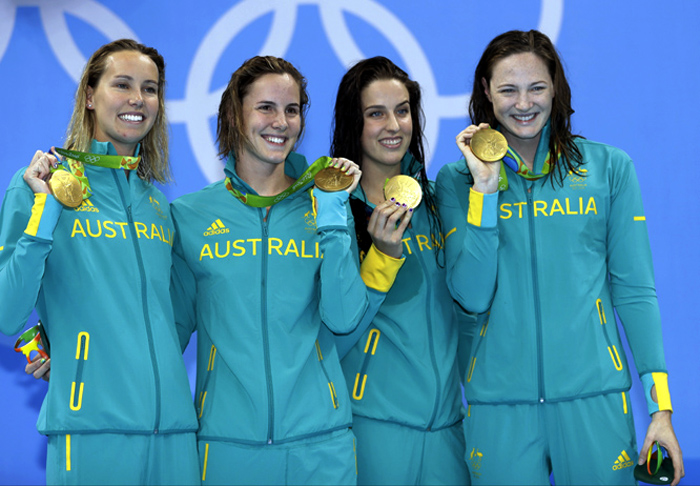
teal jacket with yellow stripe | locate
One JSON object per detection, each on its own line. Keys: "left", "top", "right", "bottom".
{"left": 171, "top": 152, "right": 393, "bottom": 445}
{"left": 436, "top": 124, "right": 672, "bottom": 411}
{"left": 0, "top": 141, "right": 198, "bottom": 436}
{"left": 336, "top": 153, "right": 498, "bottom": 431}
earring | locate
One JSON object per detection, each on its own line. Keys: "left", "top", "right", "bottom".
{"left": 87, "top": 104, "right": 92, "bottom": 108}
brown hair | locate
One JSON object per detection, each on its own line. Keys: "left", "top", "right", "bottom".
{"left": 216, "top": 56, "right": 309, "bottom": 159}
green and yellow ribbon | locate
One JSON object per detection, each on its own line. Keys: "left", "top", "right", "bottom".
{"left": 225, "top": 156, "right": 332, "bottom": 207}
{"left": 53, "top": 148, "right": 141, "bottom": 199}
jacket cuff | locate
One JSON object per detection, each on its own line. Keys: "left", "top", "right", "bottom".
{"left": 467, "top": 188, "right": 498, "bottom": 228}
{"left": 25, "top": 193, "right": 62, "bottom": 241}
{"left": 312, "top": 188, "right": 349, "bottom": 230}
{"left": 641, "top": 372, "right": 673, "bottom": 415}
{"left": 360, "top": 244, "right": 405, "bottom": 293}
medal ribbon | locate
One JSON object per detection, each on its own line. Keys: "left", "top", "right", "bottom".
{"left": 225, "top": 156, "right": 332, "bottom": 207}
{"left": 497, "top": 147, "right": 558, "bottom": 191}
{"left": 52, "top": 148, "right": 141, "bottom": 199}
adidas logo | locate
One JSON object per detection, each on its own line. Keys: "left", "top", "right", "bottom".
{"left": 612, "top": 450, "right": 633, "bottom": 470}
{"left": 75, "top": 199, "right": 99, "bottom": 212}
{"left": 203, "top": 219, "right": 230, "bottom": 236}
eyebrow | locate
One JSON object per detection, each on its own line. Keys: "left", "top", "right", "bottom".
{"left": 113, "top": 75, "right": 158, "bottom": 85}
{"left": 364, "top": 100, "right": 410, "bottom": 111}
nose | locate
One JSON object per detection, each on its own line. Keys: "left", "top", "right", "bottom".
{"left": 515, "top": 91, "right": 533, "bottom": 111}
{"left": 271, "top": 112, "right": 288, "bottom": 131}
{"left": 130, "top": 92, "right": 144, "bottom": 108}
{"left": 386, "top": 113, "right": 400, "bottom": 132}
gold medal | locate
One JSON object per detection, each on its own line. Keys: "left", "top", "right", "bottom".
{"left": 383, "top": 175, "right": 422, "bottom": 208}
{"left": 470, "top": 128, "right": 508, "bottom": 162}
{"left": 47, "top": 170, "right": 83, "bottom": 208}
{"left": 314, "top": 167, "right": 353, "bottom": 192}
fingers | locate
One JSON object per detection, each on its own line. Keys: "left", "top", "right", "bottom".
{"left": 329, "top": 157, "right": 362, "bottom": 194}
{"left": 25, "top": 356, "right": 51, "bottom": 381}
{"left": 23, "top": 150, "right": 56, "bottom": 194}
{"left": 367, "top": 199, "right": 413, "bottom": 259}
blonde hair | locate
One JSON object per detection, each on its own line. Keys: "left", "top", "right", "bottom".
{"left": 65, "top": 39, "right": 171, "bottom": 183}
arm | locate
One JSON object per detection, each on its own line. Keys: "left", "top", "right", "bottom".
{"left": 435, "top": 164, "right": 499, "bottom": 313}
{"left": 0, "top": 152, "right": 64, "bottom": 336}
{"left": 606, "top": 154, "right": 683, "bottom": 485}
{"left": 170, "top": 209, "right": 197, "bottom": 353}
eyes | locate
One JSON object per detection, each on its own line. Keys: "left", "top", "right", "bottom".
{"left": 113, "top": 81, "right": 158, "bottom": 95}
{"left": 256, "top": 103, "right": 300, "bottom": 116}
{"left": 497, "top": 84, "right": 549, "bottom": 95}
{"left": 366, "top": 106, "right": 411, "bottom": 119}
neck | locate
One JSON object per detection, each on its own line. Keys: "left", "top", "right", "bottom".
{"left": 509, "top": 135, "right": 540, "bottom": 172}
{"left": 236, "top": 157, "right": 292, "bottom": 196}
{"left": 360, "top": 159, "right": 402, "bottom": 205}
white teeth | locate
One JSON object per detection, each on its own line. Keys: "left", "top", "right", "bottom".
{"left": 514, "top": 114, "right": 535, "bottom": 121}
{"left": 265, "top": 136, "right": 284, "bottom": 144}
{"left": 381, "top": 138, "right": 401, "bottom": 146}
{"left": 120, "top": 114, "right": 143, "bottom": 122}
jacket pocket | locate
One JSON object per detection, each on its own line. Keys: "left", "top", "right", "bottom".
{"left": 315, "top": 340, "right": 339, "bottom": 409}
{"left": 596, "top": 299, "right": 624, "bottom": 371}
{"left": 350, "top": 329, "right": 381, "bottom": 401}
{"left": 69, "top": 332, "right": 90, "bottom": 411}
{"left": 197, "top": 344, "right": 217, "bottom": 419}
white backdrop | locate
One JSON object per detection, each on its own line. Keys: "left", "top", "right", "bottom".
{"left": 0, "top": 1, "right": 698, "bottom": 484}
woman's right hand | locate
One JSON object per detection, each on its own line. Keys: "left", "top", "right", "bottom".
{"left": 455, "top": 123, "right": 501, "bottom": 194}
{"left": 25, "top": 356, "right": 51, "bottom": 382}
{"left": 367, "top": 199, "right": 413, "bottom": 259}
{"left": 23, "top": 150, "right": 59, "bottom": 195}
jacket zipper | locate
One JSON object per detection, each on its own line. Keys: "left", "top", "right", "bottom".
{"left": 526, "top": 184, "right": 546, "bottom": 404}
{"left": 410, "top": 226, "right": 440, "bottom": 430}
{"left": 260, "top": 208, "right": 275, "bottom": 444}
{"left": 114, "top": 171, "right": 161, "bottom": 432}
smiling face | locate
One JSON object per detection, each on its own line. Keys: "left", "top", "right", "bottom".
{"left": 360, "top": 78, "right": 412, "bottom": 172}
{"left": 86, "top": 50, "right": 159, "bottom": 156}
{"left": 238, "top": 73, "right": 301, "bottom": 169}
{"left": 483, "top": 51, "right": 554, "bottom": 156}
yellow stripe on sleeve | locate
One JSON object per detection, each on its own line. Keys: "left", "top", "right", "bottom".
{"left": 652, "top": 372, "right": 673, "bottom": 412}
{"left": 66, "top": 434, "right": 71, "bottom": 471}
{"left": 634, "top": 216, "right": 646, "bottom": 221}
{"left": 25, "top": 193, "right": 49, "bottom": 237}
{"left": 467, "top": 189, "right": 484, "bottom": 227}
{"left": 360, "top": 244, "right": 405, "bottom": 293}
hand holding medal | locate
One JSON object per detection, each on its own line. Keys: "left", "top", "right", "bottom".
{"left": 23, "top": 149, "right": 83, "bottom": 208}
{"left": 314, "top": 158, "right": 361, "bottom": 193}
{"left": 455, "top": 123, "right": 504, "bottom": 194}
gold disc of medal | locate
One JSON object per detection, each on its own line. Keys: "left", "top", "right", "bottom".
{"left": 470, "top": 128, "right": 508, "bottom": 162}
{"left": 314, "top": 166, "right": 354, "bottom": 192}
{"left": 47, "top": 170, "right": 83, "bottom": 208}
{"left": 383, "top": 175, "right": 422, "bottom": 208}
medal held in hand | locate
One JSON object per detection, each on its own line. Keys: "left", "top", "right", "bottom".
{"left": 314, "top": 167, "right": 354, "bottom": 192}
{"left": 47, "top": 169, "right": 83, "bottom": 208}
{"left": 470, "top": 128, "right": 508, "bottom": 162}
{"left": 383, "top": 175, "right": 422, "bottom": 208}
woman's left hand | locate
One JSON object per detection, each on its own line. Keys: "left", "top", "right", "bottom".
{"left": 327, "top": 157, "right": 362, "bottom": 194}
{"left": 367, "top": 200, "right": 413, "bottom": 259}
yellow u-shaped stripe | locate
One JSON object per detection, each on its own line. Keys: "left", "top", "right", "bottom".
{"left": 363, "top": 329, "right": 380, "bottom": 355}
{"left": 201, "top": 443, "right": 209, "bottom": 482}
{"left": 622, "top": 392, "right": 628, "bottom": 414}
{"left": 479, "top": 323, "right": 488, "bottom": 337}
{"left": 467, "top": 357, "right": 477, "bottom": 382}
{"left": 207, "top": 345, "right": 216, "bottom": 371}
{"left": 328, "top": 382, "right": 338, "bottom": 409}
{"left": 353, "top": 373, "right": 367, "bottom": 400}
{"left": 66, "top": 434, "right": 71, "bottom": 471}
{"left": 75, "top": 332, "right": 89, "bottom": 360}
{"left": 70, "top": 382, "right": 84, "bottom": 411}
{"left": 608, "top": 346, "right": 623, "bottom": 371}
{"left": 596, "top": 299, "right": 606, "bottom": 324}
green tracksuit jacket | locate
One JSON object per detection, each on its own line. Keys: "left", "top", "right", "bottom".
{"left": 0, "top": 141, "right": 198, "bottom": 436}
{"left": 437, "top": 126, "right": 670, "bottom": 406}
{"left": 170, "top": 152, "right": 369, "bottom": 445}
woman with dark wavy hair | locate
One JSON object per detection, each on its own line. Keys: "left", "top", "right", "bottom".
{"left": 437, "top": 29, "right": 684, "bottom": 485}
{"left": 330, "top": 56, "right": 495, "bottom": 485}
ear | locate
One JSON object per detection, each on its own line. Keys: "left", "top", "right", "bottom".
{"left": 481, "top": 78, "right": 492, "bottom": 102}
{"left": 86, "top": 86, "right": 94, "bottom": 110}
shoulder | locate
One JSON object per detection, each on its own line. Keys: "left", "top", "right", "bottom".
{"left": 576, "top": 137, "right": 633, "bottom": 166}
{"left": 172, "top": 180, "right": 227, "bottom": 211}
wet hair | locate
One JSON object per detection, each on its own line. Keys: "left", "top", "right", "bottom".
{"left": 66, "top": 38, "right": 170, "bottom": 183}
{"left": 331, "top": 56, "right": 444, "bottom": 265}
{"left": 470, "top": 29, "right": 583, "bottom": 185}
{"left": 216, "top": 56, "right": 309, "bottom": 159}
